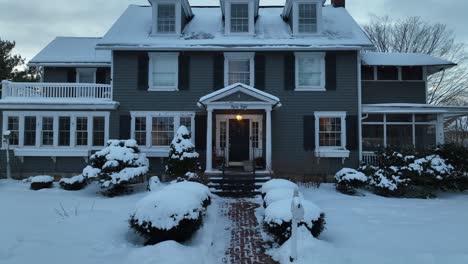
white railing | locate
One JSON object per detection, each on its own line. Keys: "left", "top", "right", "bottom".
{"left": 1, "top": 80, "right": 112, "bottom": 101}
{"left": 362, "top": 151, "right": 379, "bottom": 165}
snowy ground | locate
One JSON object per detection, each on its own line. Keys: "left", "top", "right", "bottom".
{"left": 0, "top": 180, "right": 467, "bottom": 264}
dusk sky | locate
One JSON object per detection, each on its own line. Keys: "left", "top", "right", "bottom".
{"left": 1, "top": 0, "right": 467, "bottom": 61}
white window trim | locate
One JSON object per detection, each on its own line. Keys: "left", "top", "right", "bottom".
{"left": 151, "top": 1, "right": 182, "bottom": 36}
{"left": 224, "top": 52, "right": 255, "bottom": 87}
{"left": 76, "top": 68, "right": 97, "bottom": 83}
{"left": 1, "top": 111, "right": 110, "bottom": 153}
{"left": 363, "top": 66, "right": 427, "bottom": 82}
{"left": 314, "top": 111, "right": 348, "bottom": 158}
{"left": 130, "top": 111, "right": 196, "bottom": 157}
{"left": 293, "top": 0, "right": 323, "bottom": 36}
{"left": 224, "top": 0, "right": 255, "bottom": 36}
{"left": 148, "top": 52, "right": 180, "bottom": 91}
{"left": 295, "top": 52, "right": 326, "bottom": 91}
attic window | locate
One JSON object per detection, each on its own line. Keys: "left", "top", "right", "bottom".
{"left": 298, "top": 3, "right": 317, "bottom": 33}
{"left": 231, "top": 3, "right": 249, "bottom": 33}
{"left": 157, "top": 4, "right": 176, "bottom": 33}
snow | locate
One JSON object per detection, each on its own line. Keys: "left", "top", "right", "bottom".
{"left": 98, "top": 5, "right": 372, "bottom": 50}
{"left": 362, "top": 52, "right": 455, "bottom": 67}
{"left": 82, "top": 165, "right": 100, "bottom": 178}
{"left": 29, "top": 37, "right": 111, "bottom": 66}
{"left": 263, "top": 188, "right": 303, "bottom": 208}
{"left": 164, "top": 181, "right": 211, "bottom": 202}
{"left": 261, "top": 179, "right": 298, "bottom": 194}
{"left": 3, "top": 130, "right": 11, "bottom": 137}
{"left": 169, "top": 126, "right": 199, "bottom": 160}
{"left": 264, "top": 198, "right": 322, "bottom": 229}
{"left": 148, "top": 176, "right": 162, "bottom": 192}
{"left": 363, "top": 103, "right": 468, "bottom": 115}
{"left": 59, "top": 175, "right": 85, "bottom": 185}
{"left": 335, "top": 168, "right": 367, "bottom": 182}
{"left": 412, "top": 155, "right": 454, "bottom": 175}
{"left": 30, "top": 175, "right": 54, "bottom": 183}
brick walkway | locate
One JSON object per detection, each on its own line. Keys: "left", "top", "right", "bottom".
{"left": 222, "top": 199, "right": 277, "bottom": 264}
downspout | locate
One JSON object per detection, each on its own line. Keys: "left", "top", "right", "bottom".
{"left": 357, "top": 50, "right": 363, "bottom": 162}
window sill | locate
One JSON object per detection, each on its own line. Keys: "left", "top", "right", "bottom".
{"left": 140, "top": 147, "right": 170, "bottom": 157}
{"left": 295, "top": 87, "right": 326, "bottom": 92}
{"left": 314, "top": 148, "right": 350, "bottom": 158}
{"left": 13, "top": 148, "right": 92, "bottom": 157}
{"left": 148, "top": 87, "right": 179, "bottom": 92}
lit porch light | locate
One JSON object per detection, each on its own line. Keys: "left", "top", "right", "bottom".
{"left": 236, "top": 115, "right": 243, "bottom": 121}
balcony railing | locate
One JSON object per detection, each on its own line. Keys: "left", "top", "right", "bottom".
{"left": 1, "top": 81, "right": 113, "bottom": 101}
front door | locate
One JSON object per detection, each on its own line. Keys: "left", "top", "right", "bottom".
{"left": 229, "top": 119, "right": 250, "bottom": 163}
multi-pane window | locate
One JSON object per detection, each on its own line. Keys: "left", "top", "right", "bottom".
{"left": 220, "top": 121, "right": 227, "bottom": 149}
{"left": 42, "top": 117, "right": 54, "bottom": 146}
{"left": 318, "top": 117, "right": 342, "bottom": 147}
{"left": 77, "top": 68, "right": 96, "bottom": 83}
{"left": 180, "top": 116, "right": 192, "bottom": 134}
{"left": 7, "top": 116, "right": 19, "bottom": 145}
{"left": 59, "top": 117, "right": 71, "bottom": 146}
{"left": 24, "top": 116, "right": 36, "bottom": 146}
{"left": 252, "top": 121, "right": 260, "bottom": 149}
{"left": 157, "top": 4, "right": 176, "bottom": 33}
{"left": 298, "top": 3, "right": 317, "bottom": 33}
{"left": 230, "top": 3, "right": 249, "bottom": 33}
{"left": 150, "top": 53, "right": 178, "bottom": 89}
{"left": 377, "top": 66, "right": 399, "bottom": 80}
{"left": 135, "top": 117, "right": 147, "bottom": 146}
{"left": 228, "top": 59, "right": 251, "bottom": 85}
{"left": 362, "top": 66, "right": 375, "bottom": 80}
{"left": 93, "top": 117, "right": 105, "bottom": 146}
{"left": 152, "top": 117, "right": 174, "bottom": 146}
{"left": 76, "top": 117, "right": 88, "bottom": 146}
{"left": 296, "top": 53, "right": 325, "bottom": 90}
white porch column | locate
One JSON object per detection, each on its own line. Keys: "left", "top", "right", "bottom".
{"left": 206, "top": 109, "right": 213, "bottom": 172}
{"left": 436, "top": 114, "right": 445, "bottom": 145}
{"left": 266, "top": 108, "right": 272, "bottom": 171}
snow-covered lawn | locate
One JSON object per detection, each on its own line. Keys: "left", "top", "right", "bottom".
{"left": 1, "top": 180, "right": 467, "bottom": 264}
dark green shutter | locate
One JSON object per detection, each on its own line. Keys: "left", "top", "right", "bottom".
{"left": 179, "top": 53, "right": 190, "bottom": 90}
{"left": 284, "top": 53, "right": 295, "bottom": 90}
{"left": 346, "top": 115, "right": 358, "bottom": 151}
{"left": 67, "top": 68, "right": 76, "bottom": 83}
{"left": 195, "top": 114, "right": 207, "bottom": 150}
{"left": 119, "top": 115, "right": 131, "bottom": 140}
{"left": 137, "top": 53, "right": 149, "bottom": 90}
{"left": 325, "top": 52, "right": 337, "bottom": 91}
{"left": 213, "top": 53, "right": 224, "bottom": 90}
{"left": 303, "top": 116, "right": 315, "bottom": 151}
{"left": 255, "top": 54, "right": 266, "bottom": 90}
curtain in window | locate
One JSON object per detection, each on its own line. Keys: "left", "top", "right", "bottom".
{"left": 152, "top": 56, "right": 178, "bottom": 87}
{"left": 298, "top": 57, "right": 322, "bottom": 87}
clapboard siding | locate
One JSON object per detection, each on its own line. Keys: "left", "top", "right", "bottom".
{"left": 362, "top": 81, "right": 426, "bottom": 104}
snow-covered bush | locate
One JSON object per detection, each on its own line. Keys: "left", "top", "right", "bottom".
{"left": 147, "top": 176, "right": 163, "bottom": 192}
{"left": 263, "top": 188, "right": 303, "bottom": 208}
{"left": 260, "top": 179, "right": 298, "bottom": 198}
{"left": 176, "top": 172, "right": 201, "bottom": 183}
{"left": 368, "top": 168, "right": 411, "bottom": 197}
{"left": 335, "top": 168, "right": 368, "bottom": 195}
{"left": 129, "top": 182, "right": 211, "bottom": 245}
{"left": 166, "top": 126, "right": 199, "bottom": 178}
{"left": 264, "top": 198, "right": 326, "bottom": 244}
{"left": 84, "top": 139, "right": 149, "bottom": 197}
{"left": 59, "top": 175, "right": 87, "bottom": 191}
{"left": 30, "top": 175, "right": 54, "bottom": 190}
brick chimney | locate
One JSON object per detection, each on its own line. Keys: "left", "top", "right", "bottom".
{"left": 331, "top": 0, "right": 345, "bottom": 8}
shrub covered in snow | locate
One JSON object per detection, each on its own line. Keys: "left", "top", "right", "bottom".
{"left": 368, "top": 168, "right": 411, "bottom": 197}
{"left": 335, "top": 168, "right": 368, "bottom": 195}
{"left": 260, "top": 179, "right": 298, "bottom": 198}
{"left": 129, "top": 181, "right": 211, "bottom": 245}
{"left": 30, "top": 175, "right": 54, "bottom": 190}
{"left": 166, "top": 126, "right": 199, "bottom": 178}
{"left": 84, "top": 140, "right": 149, "bottom": 197}
{"left": 264, "top": 198, "right": 326, "bottom": 244}
{"left": 59, "top": 175, "right": 87, "bottom": 191}
{"left": 147, "top": 176, "right": 163, "bottom": 192}
{"left": 263, "top": 188, "right": 303, "bottom": 208}
{"left": 176, "top": 172, "right": 201, "bottom": 183}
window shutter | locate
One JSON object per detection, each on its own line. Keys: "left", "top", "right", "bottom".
{"left": 325, "top": 52, "right": 337, "bottom": 91}
{"left": 178, "top": 53, "right": 190, "bottom": 90}
{"left": 67, "top": 68, "right": 76, "bottom": 83}
{"left": 303, "top": 116, "right": 315, "bottom": 151}
{"left": 255, "top": 54, "right": 266, "bottom": 90}
{"left": 346, "top": 115, "right": 358, "bottom": 151}
{"left": 96, "top": 68, "right": 107, "bottom": 84}
{"left": 284, "top": 53, "right": 295, "bottom": 90}
{"left": 213, "top": 53, "right": 224, "bottom": 90}
{"left": 137, "top": 53, "right": 149, "bottom": 90}
{"left": 195, "top": 114, "right": 207, "bottom": 150}
{"left": 119, "top": 115, "right": 131, "bottom": 140}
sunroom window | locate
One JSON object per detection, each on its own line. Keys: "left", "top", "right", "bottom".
{"left": 149, "top": 52, "right": 179, "bottom": 91}
{"left": 76, "top": 68, "right": 96, "bottom": 83}
{"left": 295, "top": 53, "right": 325, "bottom": 91}
{"left": 157, "top": 4, "right": 176, "bottom": 33}
{"left": 230, "top": 3, "right": 249, "bottom": 33}
{"left": 377, "top": 66, "right": 399, "bottom": 80}
{"left": 298, "top": 3, "right": 317, "bottom": 33}
{"left": 7, "top": 116, "right": 19, "bottom": 146}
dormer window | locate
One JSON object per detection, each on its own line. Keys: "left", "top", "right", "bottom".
{"left": 230, "top": 4, "right": 249, "bottom": 33}
{"left": 283, "top": 0, "right": 323, "bottom": 36}
{"left": 157, "top": 4, "right": 176, "bottom": 33}
{"left": 222, "top": 0, "right": 257, "bottom": 35}
{"left": 298, "top": 3, "right": 317, "bottom": 33}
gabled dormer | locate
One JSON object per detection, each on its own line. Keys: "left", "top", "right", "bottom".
{"left": 282, "top": 0, "right": 325, "bottom": 36}
{"left": 148, "top": 0, "right": 193, "bottom": 36}
{"left": 220, "top": 0, "right": 259, "bottom": 35}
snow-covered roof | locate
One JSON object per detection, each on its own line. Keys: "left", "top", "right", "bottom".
{"left": 198, "top": 83, "right": 281, "bottom": 107}
{"left": 363, "top": 104, "right": 468, "bottom": 116}
{"left": 29, "top": 37, "right": 111, "bottom": 67}
{"left": 362, "top": 52, "right": 456, "bottom": 74}
{"left": 97, "top": 5, "right": 373, "bottom": 50}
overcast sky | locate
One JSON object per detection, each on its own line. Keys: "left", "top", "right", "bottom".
{"left": 1, "top": 0, "right": 467, "bottom": 61}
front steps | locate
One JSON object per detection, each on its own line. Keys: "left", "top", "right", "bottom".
{"left": 208, "top": 173, "right": 272, "bottom": 197}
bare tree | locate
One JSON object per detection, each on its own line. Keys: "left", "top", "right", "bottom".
{"left": 363, "top": 16, "right": 468, "bottom": 105}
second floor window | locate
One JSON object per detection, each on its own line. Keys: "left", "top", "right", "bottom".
{"left": 298, "top": 3, "right": 318, "bottom": 33}
{"left": 225, "top": 52, "right": 254, "bottom": 86}
{"left": 157, "top": 4, "right": 176, "bottom": 33}
{"left": 230, "top": 3, "right": 249, "bottom": 33}
{"left": 76, "top": 68, "right": 96, "bottom": 83}
{"left": 149, "top": 52, "right": 179, "bottom": 91}
{"left": 295, "top": 52, "right": 325, "bottom": 91}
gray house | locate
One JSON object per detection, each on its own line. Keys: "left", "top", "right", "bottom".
{"left": 1, "top": 0, "right": 467, "bottom": 183}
